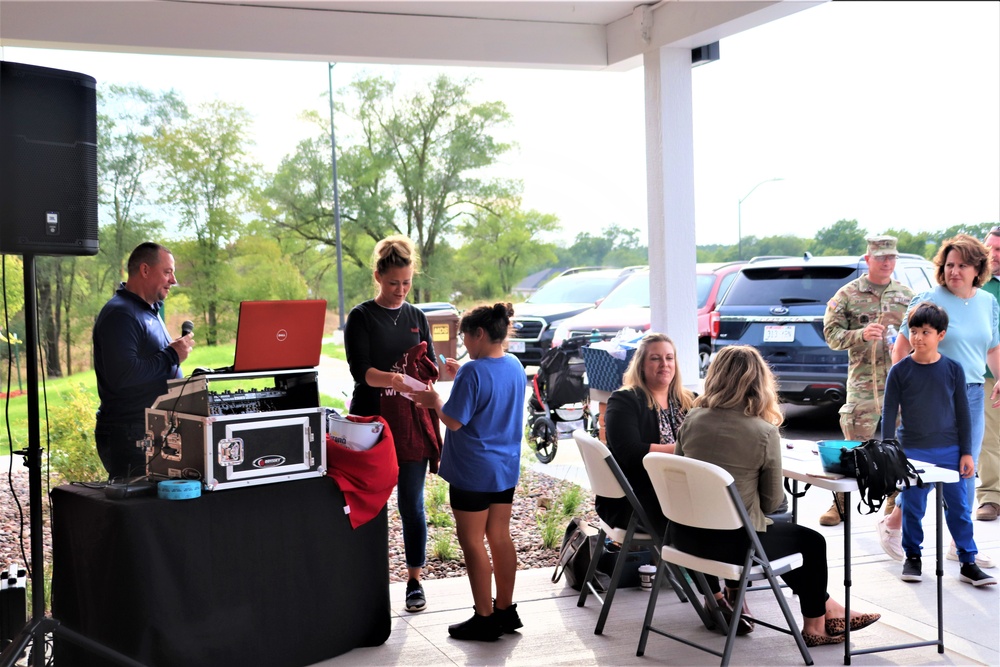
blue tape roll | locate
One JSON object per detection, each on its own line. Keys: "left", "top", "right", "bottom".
{"left": 158, "top": 479, "right": 202, "bottom": 500}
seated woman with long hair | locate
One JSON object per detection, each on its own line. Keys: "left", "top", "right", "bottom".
{"left": 597, "top": 332, "right": 695, "bottom": 541}
{"left": 598, "top": 333, "right": 751, "bottom": 632}
{"left": 670, "top": 345, "right": 881, "bottom": 646}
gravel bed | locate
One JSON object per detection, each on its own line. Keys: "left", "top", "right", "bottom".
{"left": 1, "top": 461, "right": 596, "bottom": 585}
{"left": 1, "top": 461, "right": 53, "bottom": 577}
{"left": 386, "top": 467, "right": 598, "bottom": 583}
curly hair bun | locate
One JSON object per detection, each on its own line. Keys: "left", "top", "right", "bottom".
{"left": 494, "top": 302, "right": 514, "bottom": 319}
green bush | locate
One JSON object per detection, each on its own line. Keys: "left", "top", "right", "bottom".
{"left": 430, "top": 529, "right": 458, "bottom": 561}
{"left": 427, "top": 508, "right": 453, "bottom": 528}
{"left": 538, "top": 507, "right": 564, "bottom": 550}
{"left": 559, "top": 484, "right": 585, "bottom": 518}
{"left": 424, "top": 475, "right": 453, "bottom": 527}
{"left": 47, "top": 385, "right": 105, "bottom": 483}
{"left": 535, "top": 482, "right": 587, "bottom": 549}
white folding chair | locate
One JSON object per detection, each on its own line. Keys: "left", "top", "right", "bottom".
{"left": 571, "top": 430, "right": 700, "bottom": 635}
{"left": 638, "top": 453, "right": 813, "bottom": 666}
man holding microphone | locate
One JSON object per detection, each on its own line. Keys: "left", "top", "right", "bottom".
{"left": 92, "top": 242, "right": 194, "bottom": 481}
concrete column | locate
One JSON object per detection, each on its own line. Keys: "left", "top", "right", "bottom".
{"left": 643, "top": 46, "right": 699, "bottom": 385}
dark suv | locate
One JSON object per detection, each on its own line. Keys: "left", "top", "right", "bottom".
{"left": 508, "top": 266, "right": 643, "bottom": 366}
{"left": 713, "top": 253, "right": 935, "bottom": 405}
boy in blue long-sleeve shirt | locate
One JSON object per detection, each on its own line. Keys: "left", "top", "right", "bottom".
{"left": 883, "top": 302, "right": 995, "bottom": 586}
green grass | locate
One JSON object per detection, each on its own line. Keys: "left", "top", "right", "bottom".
{"left": 1, "top": 343, "right": 346, "bottom": 446}
{"left": 322, "top": 343, "right": 346, "bottom": 361}
{"left": 187, "top": 344, "right": 242, "bottom": 370}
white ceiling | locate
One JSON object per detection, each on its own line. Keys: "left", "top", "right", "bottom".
{"left": 0, "top": 0, "right": 822, "bottom": 71}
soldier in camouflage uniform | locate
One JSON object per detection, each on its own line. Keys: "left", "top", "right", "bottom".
{"left": 821, "top": 236, "right": 913, "bottom": 529}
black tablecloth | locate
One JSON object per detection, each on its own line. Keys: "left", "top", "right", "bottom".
{"left": 50, "top": 477, "right": 390, "bottom": 666}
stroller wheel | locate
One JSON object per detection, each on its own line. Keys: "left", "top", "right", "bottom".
{"left": 527, "top": 417, "right": 558, "bottom": 464}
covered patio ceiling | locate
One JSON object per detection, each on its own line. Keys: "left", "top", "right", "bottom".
{"left": 0, "top": 0, "right": 820, "bottom": 71}
{"left": 0, "top": 0, "right": 826, "bottom": 382}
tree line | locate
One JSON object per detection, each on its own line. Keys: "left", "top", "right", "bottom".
{"left": 0, "top": 74, "right": 995, "bottom": 383}
{"left": 696, "top": 219, "right": 999, "bottom": 264}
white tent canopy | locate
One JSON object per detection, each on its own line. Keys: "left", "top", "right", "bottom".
{"left": 0, "top": 0, "right": 824, "bottom": 380}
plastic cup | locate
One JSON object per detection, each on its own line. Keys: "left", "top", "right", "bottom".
{"left": 638, "top": 564, "right": 657, "bottom": 590}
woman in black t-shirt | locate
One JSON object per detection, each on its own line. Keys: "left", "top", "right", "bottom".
{"left": 344, "top": 235, "right": 437, "bottom": 613}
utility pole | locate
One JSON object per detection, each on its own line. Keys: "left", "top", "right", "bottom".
{"left": 328, "top": 62, "right": 347, "bottom": 330}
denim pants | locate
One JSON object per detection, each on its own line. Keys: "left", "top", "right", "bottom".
{"left": 898, "top": 444, "right": 977, "bottom": 563}
{"left": 397, "top": 458, "right": 429, "bottom": 569}
{"left": 966, "top": 383, "right": 985, "bottom": 508}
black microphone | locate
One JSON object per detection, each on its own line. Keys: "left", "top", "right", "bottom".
{"left": 181, "top": 320, "right": 194, "bottom": 337}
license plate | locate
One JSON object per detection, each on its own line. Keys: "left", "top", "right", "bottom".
{"left": 508, "top": 340, "right": 525, "bottom": 353}
{"left": 763, "top": 325, "right": 795, "bottom": 343}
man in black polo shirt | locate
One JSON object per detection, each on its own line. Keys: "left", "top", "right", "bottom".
{"left": 92, "top": 242, "right": 194, "bottom": 480}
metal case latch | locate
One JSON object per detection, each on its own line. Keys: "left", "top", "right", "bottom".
{"left": 162, "top": 429, "right": 183, "bottom": 461}
{"left": 138, "top": 431, "right": 155, "bottom": 454}
{"left": 218, "top": 438, "right": 244, "bottom": 467}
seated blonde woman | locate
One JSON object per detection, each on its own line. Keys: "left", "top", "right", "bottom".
{"left": 671, "top": 345, "right": 881, "bottom": 647}
{"left": 598, "top": 332, "right": 750, "bottom": 633}
{"left": 597, "top": 332, "right": 695, "bottom": 541}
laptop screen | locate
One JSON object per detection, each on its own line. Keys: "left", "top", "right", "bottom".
{"left": 231, "top": 300, "right": 327, "bottom": 372}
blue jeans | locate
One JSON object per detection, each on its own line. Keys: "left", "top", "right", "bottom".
{"left": 898, "top": 444, "right": 977, "bottom": 562}
{"left": 966, "top": 383, "right": 985, "bottom": 507}
{"left": 397, "top": 459, "right": 429, "bottom": 569}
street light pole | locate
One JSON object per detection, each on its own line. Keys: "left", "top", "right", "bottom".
{"left": 738, "top": 177, "right": 784, "bottom": 260}
{"left": 328, "top": 62, "right": 347, "bottom": 331}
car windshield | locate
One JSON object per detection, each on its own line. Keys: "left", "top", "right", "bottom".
{"left": 596, "top": 273, "right": 716, "bottom": 309}
{"left": 526, "top": 273, "right": 620, "bottom": 305}
{"left": 696, "top": 274, "right": 716, "bottom": 308}
{"left": 724, "top": 265, "right": 859, "bottom": 306}
{"left": 598, "top": 273, "right": 648, "bottom": 309}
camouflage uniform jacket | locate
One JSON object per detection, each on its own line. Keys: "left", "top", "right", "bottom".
{"left": 823, "top": 274, "right": 914, "bottom": 404}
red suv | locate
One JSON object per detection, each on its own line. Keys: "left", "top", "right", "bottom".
{"left": 552, "top": 262, "right": 745, "bottom": 377}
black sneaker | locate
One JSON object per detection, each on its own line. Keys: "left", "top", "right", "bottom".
{"left": 448, "top": 611, "right": 502, "bottom": 641}
{"left": 405, "top": 578, "right": 426, "bottom": 612}
{"left": 901, "top": 557, "right": 922, "bottom": 583}
{"left": 493, "top": 600, "right": 523, "bottom": 634}
{"left": 960, "top": 562, "right": 998, "bottom": 587}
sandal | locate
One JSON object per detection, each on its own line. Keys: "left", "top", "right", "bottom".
{"left": 802, "top": 632, "right": 846, "bottom": 647}
{"left": 825, "top": 612, "right": 881, "bottom": 636}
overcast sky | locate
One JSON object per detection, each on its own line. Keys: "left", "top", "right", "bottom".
{"left": 3, "top": 1, "right": 997, "bottom": 249}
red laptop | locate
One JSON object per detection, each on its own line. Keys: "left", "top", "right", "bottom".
{"left": 231, "top": 299, "right": 327, "bottom": 372}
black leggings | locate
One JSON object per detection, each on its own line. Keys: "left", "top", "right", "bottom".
{"left": 668, "top": 521, "right": 829, "bottom": 618}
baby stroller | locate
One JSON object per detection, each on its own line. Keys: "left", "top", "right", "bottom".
{"left": 526, "top": 337, "right": 597, "bottom": 463}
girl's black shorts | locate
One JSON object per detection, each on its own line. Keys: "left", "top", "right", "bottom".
{"left": 449, "top": 485, "right": 516, "bottom": 512}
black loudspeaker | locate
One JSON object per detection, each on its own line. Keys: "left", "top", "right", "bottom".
{"left": 0, "top": 61, "right": 99, "bottom": 256}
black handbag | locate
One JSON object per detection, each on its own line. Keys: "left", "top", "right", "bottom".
{"left": 841, "top": 438, "right": 922, "bottom": 514}
{"left": 551, "top": 517, "right": 609, "bottom": 592}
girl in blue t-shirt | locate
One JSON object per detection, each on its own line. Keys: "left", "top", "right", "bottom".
{"left": 415, "top": 302, "right": 526, "bottom": 642}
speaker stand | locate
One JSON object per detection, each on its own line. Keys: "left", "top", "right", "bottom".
{"left": 0, "top": 255, "right": 142, "bottom": 667}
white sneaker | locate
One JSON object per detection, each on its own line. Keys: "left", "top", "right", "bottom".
{"left": 947, "top": 541, "right": 996, "bottom": 569}
{"left": 876, "top": 515, "right": 904, "bottom": 561}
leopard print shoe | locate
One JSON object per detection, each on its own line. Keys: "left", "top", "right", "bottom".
{"left": 825, "top": 612, "right": 881, "bottom": 636}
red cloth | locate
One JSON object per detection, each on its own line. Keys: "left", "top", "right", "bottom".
{"left": 379, "top": 341, "right": 444, "bottom": 472}
{"left": 325, "top": 415, "right": 399, "bottom": 529}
